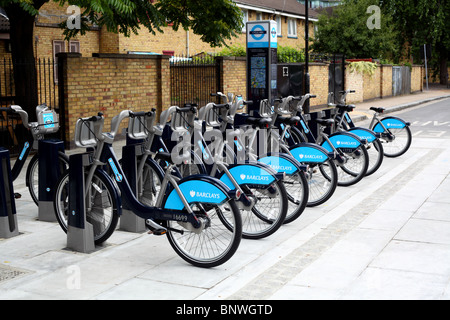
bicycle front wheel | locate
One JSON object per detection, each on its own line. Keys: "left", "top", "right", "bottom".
{"left": 27, "top": 151, "right": 69, "bottom": 205}
{"left": 53, "top": 170, "right": 119, "bottom": 245}
{"left": 164, "top": 200, "right": 242, "bottom": 268}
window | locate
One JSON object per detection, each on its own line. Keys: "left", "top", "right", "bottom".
{"left": 276, "top": 15, "right": 282, "bottom": 36}
{"left": 53, "top": 40, "right": 65, "bottom": 84}
{"left": 241, "top": 9, "right": 248, "bottom": 32}
{"left": 256, "top": 12, "right": 262, "bottom": 21}
{"left": 287, "top": 18, "right": 297, "bottom": 38}
{"left": 69, "top": 40, "right": 80, "bottom": 53}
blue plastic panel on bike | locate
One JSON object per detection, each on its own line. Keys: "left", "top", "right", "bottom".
{"left": 373, "top": 117, "right": 406, "bottom": 132}
{"left": 19, "top": 142, "right": 30, "bottom": 161}
{"left": 321, "top": 133, "right": 361, "bottom": 152}
{"left": 258, "top": 155, "right": 297, "bottom": 175}
{"left": 164, "top": 179, "right": 228, "bottom": 210}
{"left": 42, "top": 113, "right": 55, "bottom": 128}
{"left": 290, "top": 145, "right": 329, "bottom": 163}
{"left": 220, "top": 164, "right": 276, "bottom": 190}
{"left": 348, "top": 128, "right": 376, "bottom": 143}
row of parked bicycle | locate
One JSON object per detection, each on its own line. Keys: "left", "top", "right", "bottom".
{"left": 4, "top": 89, "right": 412, "bottom": 268}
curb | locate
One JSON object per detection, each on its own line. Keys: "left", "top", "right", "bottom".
{"left": 352, "top": 94, "right": 450, "bottom": 123}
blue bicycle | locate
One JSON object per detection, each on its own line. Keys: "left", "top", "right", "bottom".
{"left": 53, "top": 110, "right": 242, "bottom": 268}
{"left": 152, "top": 102, "right": 289, "bottom": 240}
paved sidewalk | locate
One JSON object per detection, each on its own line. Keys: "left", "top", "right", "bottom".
{"left": 1, "top": 87, "right": 450, "bottom": 301}
{"left": 348, "top": 84, "right": 450, "bottom": 121}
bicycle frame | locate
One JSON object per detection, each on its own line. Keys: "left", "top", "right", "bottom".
{"left": 3, "top": 105, "right": 62, "bottom": 181}
{"left": 78, "top": 113, "right": 236, "bottom": 230}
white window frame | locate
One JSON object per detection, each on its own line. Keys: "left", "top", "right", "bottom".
{"left": 53, "top": 40, "right": 65, "bottom": 84}
{"left": 241, "top": 9, "right": 248, "bottom": 32}
{"left": 287, "top": 18, "right": 297, "bottom": 38}
{"left": 69, "top": 40, "right": 80, "bottom": 53}
{"left": 276, "top": 15, "right": 282, "bottom": 36}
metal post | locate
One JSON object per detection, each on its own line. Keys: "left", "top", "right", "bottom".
{"left": 424, "top": 44, "right": 429, "bottom": 91}
{"left": 66, "top": 153, "right": 95, "bottom": 253}
{"left": 120, "top": 143, "right": 146, "bottom": 232}
{"left": 0, "top": 147, "right": 19, "bottom": 239}
{"left": 304, "top": 0, "right": 310, "bottom": 113}
{"left": 38, "top": 139, "right": 65, "bottom": 222}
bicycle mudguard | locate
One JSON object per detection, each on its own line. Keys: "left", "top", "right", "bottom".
{"left": 372, "top": 116, "right": 410, "bottom": 133}
{"left": 258, "top": 152, "right": 305, "bottom": 175}
{"left": 347, "top": 127, "right": 377, "bottom": 143}
{"left": 289, "top": 142, "right": 332, "bottom": 163}
{"left": 218, "top": 162, "right": 278, "bottom": 190}
{"left": 163, "top": 175, "right": 232, "bottom": 211}
{"left": 321, "top": 131, "right": 363, "bottom": 153}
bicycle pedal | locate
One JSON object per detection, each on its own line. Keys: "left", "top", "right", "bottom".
{"left": 147, "top": 229, "right": 167, "bottom": 236}
{"left": 14, "top": 193, "right": 21, "bottom": 199}
{"left": 145, "top": 219, "right": 167, "bottom": 236}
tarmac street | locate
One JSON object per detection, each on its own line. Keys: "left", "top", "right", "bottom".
{"left": 1, "top": 87, "right": 450, "bottom": 300}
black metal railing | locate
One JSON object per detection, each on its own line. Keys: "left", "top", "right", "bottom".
{"left": 0, "top": 58, "right": 58, "bottom": 154}
{"left": 170, "top": 54, "right": 221, "bottom": 107}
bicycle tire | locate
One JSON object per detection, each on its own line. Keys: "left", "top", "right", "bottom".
{"left": 53, "top": 170, "right": 119, "bottom": 245}
{"left": 163, "top": 199, "right": 242, "bottom": 268}
{"left": 365, "top": 139, "right": 384, "bottom": 176}
{"left": 26, "top": 151, "right": 69, "bottom": 205}
{"left": 240, "top": 179, "right": 288, "bottom": 239}
{"left": 283, "top": 170, "right": 309, "bottom": 224}
{"left": 307, "top": 159, "right": 338, "bottom": 207}
{"left": 336, "top": 145, "right": 369, "bottom": 186}
{"left": 378, "top": 126, "right": 412, "bottom": 158}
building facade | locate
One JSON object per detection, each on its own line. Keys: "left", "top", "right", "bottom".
{"left": 0, "top": 0, "right": 318, "bottom": 60}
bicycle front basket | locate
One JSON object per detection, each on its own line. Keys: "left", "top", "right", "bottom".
{"left": 74, "top": 118, "right": 97, "bottom": 148}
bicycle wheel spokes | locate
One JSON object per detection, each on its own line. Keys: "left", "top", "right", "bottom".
{"left": 336, "top": 146, "right": 368, "bottom": 186}
{"left": 166, "top": 200, "right": 241, "bottom": 268}
{"left": 382, "top": 127, "right": 412, "bottom": 157}
{"left": 239, "top": 181, "right": 287, "bottom": 239}
{"left": 306, "top": 160, "right": 337, "bottom": 207}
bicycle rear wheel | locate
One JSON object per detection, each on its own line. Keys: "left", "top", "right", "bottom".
{"left": 306, "top": 159, "right": 338, "bottom": 207}
{"left": 53, "top": 170, "right": 119, "bottom": 245}
{"left": 163, "top": 200, "right": 242, "bottom": 268}
{"left": 379, "top": 126, "right": 412, "bottom": 158}
{"left": 336, "top": 145, "right": 369, "bottom": 186}
{"left": 365, "top": 139, "right": 384, "bottom": 176}
{"left": 239, "top": 180, "right": 288, "bottom": 239}
{"left": 283, "top": 170, "right": 309, "bottom": 224}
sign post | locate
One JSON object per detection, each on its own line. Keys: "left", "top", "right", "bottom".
{"left": 246, "top": 20, "right": 278, "bottom": 115}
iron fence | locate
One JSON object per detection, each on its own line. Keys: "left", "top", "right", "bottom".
{"left": 0, "top": 58, "right": 58, "bottom": 154}
{"left": 170, "top": 55, "right": 221, "bottom": 107}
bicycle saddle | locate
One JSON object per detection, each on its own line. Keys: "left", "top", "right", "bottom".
{"left": 336, "top": 104, "right": 355, "bottom": 112}
{"left": 277, "top": 116, "right": 300, "bottom": 125}
{"left": 245, "top": 117, "right": 272, "bottom": 128}
{"left": 314, "top": 118, "right": 335, "bottom": 127}
{"left": 370, "top": 107, "right": 385, "bottom": 113}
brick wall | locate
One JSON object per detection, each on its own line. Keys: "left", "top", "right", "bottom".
{"left": 380, "top": 65, "right": 393, "bottom": 98}
{"left": 362, "top": 66, "right": 381, "bottom": 101}
{"left": 57, "top": 53, "right": 170, "bottom": 147}
{"left": 411, "top": 65, "right": 423, "bottom": 92}
{"left": 308, "top": 63, "right": 329, "bottom": 106}
{"left": 218, "top": 57, "right": 247, "bottom": 99}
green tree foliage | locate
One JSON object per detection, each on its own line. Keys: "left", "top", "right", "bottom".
{"left": 311, "top": 0, "right": 399, "bottom": 60}
{"left": 57, "top": 0, "right": 243, "bottom": 48}
{"left": 381, "top": 0, "right": 450, "bottom": 84}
